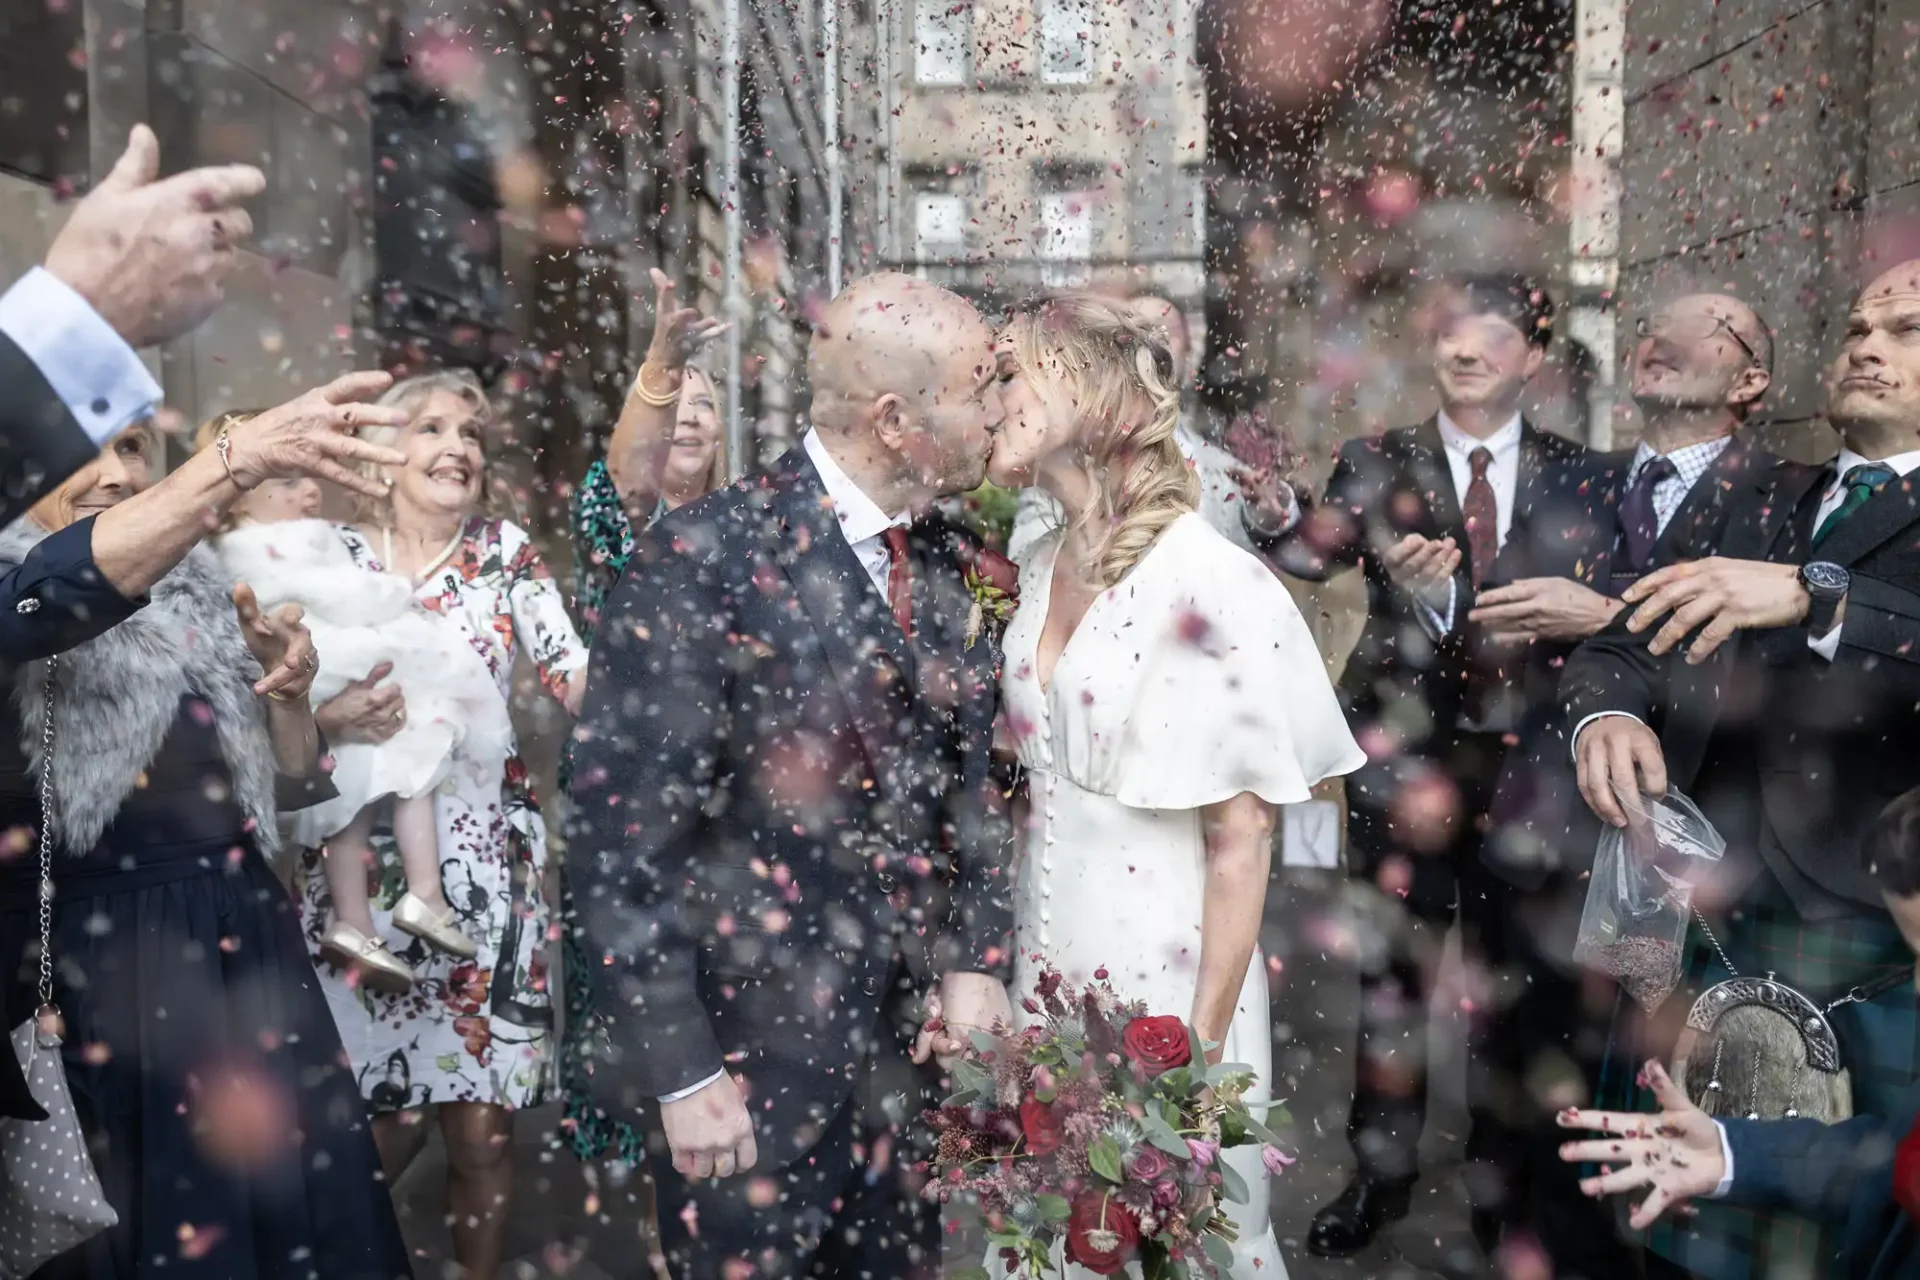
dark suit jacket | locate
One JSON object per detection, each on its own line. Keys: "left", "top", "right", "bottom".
{"left": 1562, "top": 451, "right": 1920, "bottom": 914}
{"left": 0, "top": 517, "right": 145, "bottom": 1119}
{"left": 1485, "top": 436, "right": 1780, "bottom": 886}
{"left": 1721, "top": 1091, "right": 1920, "bottom": 1279}
{"left": 566, "top": 447, "right": 1012, "bottom": 1164}
{"left": 0, "top": 331, "right": 98, "bottom": 529}
{"left": 1261, "top": 418, "right": 1617, "bottom": 830}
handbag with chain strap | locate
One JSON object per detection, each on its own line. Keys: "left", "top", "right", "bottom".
{"left": 1671, "top": 907, "right": 1909, "bottom": 1125}
{"left": 0, "top": 656, "right": 117, "bottom": 1276}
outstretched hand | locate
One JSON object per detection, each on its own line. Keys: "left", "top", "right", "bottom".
{"left": 234, "top": 583, "right": 317, "bottom": 700}
{"left": 1557, "top": 1060, "right": 1722, "bottom": 1229}
{"left": 644, "top": 267, "right": 728, "bottom": 373}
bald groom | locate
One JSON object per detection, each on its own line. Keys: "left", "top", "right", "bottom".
{"left": 568, "top": 274, "right": 1013, "bottom": 1278}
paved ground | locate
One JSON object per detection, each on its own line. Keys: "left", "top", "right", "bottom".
{"left": 390, "top": 868, "right": 1484, "bottom": 1279}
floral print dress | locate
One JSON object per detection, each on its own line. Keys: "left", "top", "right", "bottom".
{"left": 297, "top": 517, "right": 587, "bottom": 1112}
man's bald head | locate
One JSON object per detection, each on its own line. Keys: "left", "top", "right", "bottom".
{"left": 806, "top": 273, "right": 1003, "bottom": 501}
{"left": 1827, "top": 259, "right": 1920, "bottom": 448}
{"left": 1630, "top": 290, "right": 1772, "bottom": 418}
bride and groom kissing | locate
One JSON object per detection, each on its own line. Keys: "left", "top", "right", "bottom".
{"left": 567, "top": 274, "right": 1364, "bottom": 1278}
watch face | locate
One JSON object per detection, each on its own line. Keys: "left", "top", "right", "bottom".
{"left": 1803, "top": 561, "right": 1849, "bottom": 594}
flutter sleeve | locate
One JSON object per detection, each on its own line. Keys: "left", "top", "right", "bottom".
{"left": 1111, "top": 528, "right": 1365, "bottom": 810}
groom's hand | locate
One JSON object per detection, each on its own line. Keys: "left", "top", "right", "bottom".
{"left": 913, "top": 972, "right": 1013, "bottom": 1069}
{"left": 659, "top": 1072, "right": 757, "bottom": 1179}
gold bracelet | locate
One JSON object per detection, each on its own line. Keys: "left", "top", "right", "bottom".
{"left": 631, "top": 361, "right": 682, "bottom": 408}
{"left": 265, "top": 689, "right": 295, "bottom": 702}
{"left": 214, "top": 426, "right": 255, "bottom": 490}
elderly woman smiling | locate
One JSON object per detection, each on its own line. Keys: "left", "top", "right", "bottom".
{"left": 0, "top": 375, "right": 414, "bottom": 1280}
{"left": 297, "top": 368, "right": 588, "bottom": 1280}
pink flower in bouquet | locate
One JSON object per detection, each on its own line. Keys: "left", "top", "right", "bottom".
{"left": 1121, "top": 1015, "right": 1191, "bottom": 1076}
{"left": 1186, "top": 1138, "right": 1218, "bottom": 1166}
{"left": 1125, "top": 1145, "right": 1169, "bottom": 1182}
{"left": 1019, "top": 1097, "right": 1064, "bottom": 1156}
{"left": 1151, "top": 1178, "right": 1182, "bottom": 1208}
{"left": 1066, "top": 1192, "right": 1140, "bottom": 1275}
{"left": 1262, "top": 1146, "right": 1297, "bottom": 1176}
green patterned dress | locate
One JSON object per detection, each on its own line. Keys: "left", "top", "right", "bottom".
{"left": 559, "top": 460, "right": 650, "bottom": 1165}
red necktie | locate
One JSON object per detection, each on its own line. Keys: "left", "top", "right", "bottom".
{"left": 1463, "top": 446, "right": 1498, "bottom": 589}
{"left": 882, "top": 526, "right": 913, "bottom": 636}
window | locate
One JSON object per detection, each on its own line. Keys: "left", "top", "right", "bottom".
{"left": 914, "top": 192, "right": 967, "bottom": 266}
{"left": 1186, "top": 171, "right": 1208, "bottom": 254}
{"left": 1037, "top": 191, "right": 1091, "bottom": 287}
{"left": 1039, "top": 0, "right": 1093, "bottom": 85}
{"left": 915, "top": 1, "right": 970, "bottom": 86}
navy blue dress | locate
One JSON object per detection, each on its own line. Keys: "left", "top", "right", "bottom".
{"left": 0, "top": 693, "right": 412, "bottom": 1280}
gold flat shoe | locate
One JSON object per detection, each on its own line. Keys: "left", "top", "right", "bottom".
{"left": 391, "top": 892, "right": 480, "bottom": 960}
{"left": 318, "top": 922, "right": 415, "bottom": 994}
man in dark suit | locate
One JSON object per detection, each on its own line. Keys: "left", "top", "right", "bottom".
{"left": 1556, "top": 784, "right": 1920, "bottom": 1280}
{"left": 567, "top": 273, "right": 1013, "bottom": 1279}
{"left": 1239, "top": 276, "right": 1626, "bottom": 1260}
{"left": 1567, "top": 259, "right": 1920, "bottom": 1279}
{"left": 2, "top": 123, "right": 264, "bottom": 527}
{"left": 1462, "top": 291, "right": 1783, "bottom": 1274}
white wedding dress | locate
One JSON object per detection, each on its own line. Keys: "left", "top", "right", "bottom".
{"left": 1000, "top": 513, "right": 1364, "bottom": 1279}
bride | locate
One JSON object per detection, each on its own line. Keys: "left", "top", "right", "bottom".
{"left": 986, "top": 295, "right": 1364, "bottom": 1277}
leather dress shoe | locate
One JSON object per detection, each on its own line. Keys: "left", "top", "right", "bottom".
{"left": 1307, "top": 1172, "right": 1415, "bottom": 1257}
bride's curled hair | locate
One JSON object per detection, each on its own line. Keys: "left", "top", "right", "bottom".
{"left": 1001, "top": 293, "right": 1197, "bottom": 587}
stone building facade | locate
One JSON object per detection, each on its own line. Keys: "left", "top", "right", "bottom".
{"left": 1615, "top": 0, "right": 1916, "bottom": 459}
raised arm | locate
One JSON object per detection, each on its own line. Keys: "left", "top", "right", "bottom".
{"left": 602, "top": 270, "right": 727, "bottom": 523}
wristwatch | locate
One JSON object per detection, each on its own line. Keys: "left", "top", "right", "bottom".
{"left": 1799, "top": 560, "right": 1851, "bottom": 635}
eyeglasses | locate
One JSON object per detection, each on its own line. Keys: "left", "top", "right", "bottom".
{"left": 1635, "top": 313, "right": 1762, "bottom": 368}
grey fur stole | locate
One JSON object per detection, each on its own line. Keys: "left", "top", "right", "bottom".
{"left": 0, "top": 521, "right": 279, "bottom": 857}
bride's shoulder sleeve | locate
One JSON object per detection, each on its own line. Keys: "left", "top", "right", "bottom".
{"left": 1112, "top": 524, "right": 1366, "bottom": 811}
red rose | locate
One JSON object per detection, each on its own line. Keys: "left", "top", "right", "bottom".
{"left": 957, "top": 541, "right": 1021, "bottom": 599}
{"left": 1894, "top": 1113, "right": 1920, "bottom": 1219}
{"left": 1019, "top": 1096, "right": 1063, "bottom": 1156}
{"left": 1065, "top": 1192, "right": 1140, "bottom": 1275}
{"left": 1121, "top": 1015, "right": 1192, "bottom": 1076}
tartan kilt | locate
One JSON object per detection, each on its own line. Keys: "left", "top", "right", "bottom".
{"left": 1595, "top": 877, "right": 1917, "bottom": 1280}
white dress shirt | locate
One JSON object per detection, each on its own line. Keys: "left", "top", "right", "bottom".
{"left": 1422, "top": 409, "right": 1524, "bottom": 635}
{"left": 0, "top": 267, "right": 162, "bottom": 444}
{"left": 803, "top": 428, "right": 911, "bottom": 595}
{"left": 659, "top": 429, "right": 908, "bottom": 1106}
{"left": 1572, "top": 444, "right": 1920, "bottom": 752}
{"left": 1625, "top": 435, "right": 1736, "bottom": 534}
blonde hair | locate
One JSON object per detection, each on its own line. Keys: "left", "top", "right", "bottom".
{"left": 1002, "top": 293, "right": 1196, "bottom": 587}
{"left": 353, "top": 368, "right": 495, "bottom": 522}
{"left": 678, "top": 362, "right": 731, "bottom": 495}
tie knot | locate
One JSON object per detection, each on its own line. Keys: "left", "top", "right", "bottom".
{"left": 1469, "top": 446, "right": 1493, "bottom": 478}
{"left": 1640, "top": 455, "right": 1678, "bottom": 485}
{"left": 1844, "top": 462, "right": 1896, "bottom": 493}
{"left": 882, "top": 525, "right": 911, "bottom": 557}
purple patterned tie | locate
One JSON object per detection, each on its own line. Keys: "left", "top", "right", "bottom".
{"left": 1619, "top": 455, "right": 1677, "bottom": 571}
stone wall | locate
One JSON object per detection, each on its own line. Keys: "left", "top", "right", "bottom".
{"left": 0, "top": 0, "right": 376, "bottom": 430}
{"left": 1618, "top": 0, "right": 1917, "bottom": 459}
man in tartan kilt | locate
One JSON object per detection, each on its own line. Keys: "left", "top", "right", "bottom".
{"left": 1568, "top": 259, "right": 1920, "bottom": 1279}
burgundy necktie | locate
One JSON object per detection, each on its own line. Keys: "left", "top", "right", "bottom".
{"left": 1619, "top": 455, "right": 1677, "bottom": 571}
{"left": 1462, "top": 446, "right": 1498, "bottom": 589}
{"left": 881, "top": 526, "right": 914, "bottom": 636}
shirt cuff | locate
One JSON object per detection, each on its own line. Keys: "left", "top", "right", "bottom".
{"left": 659, "top": 1068, "right": 727, "bottom": 1103}
{"left": 1416, "top": 579, "right": 1456, "bottom": 638}
{"left": 1808, "top": 618, "right": 1842, "bottom": 661}
{"left": 1710, "top": 1120, "right": 1735, "bottom": 1198}
{"left": 1569, "top": 711, "right": 1645, "bottom": 761}
{"left": 0, "top": 267, "right": 162, "bottom": 445}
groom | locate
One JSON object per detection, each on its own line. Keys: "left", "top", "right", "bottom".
{"left": 567, "top": 273, "right": 1015, "bottom": 1278}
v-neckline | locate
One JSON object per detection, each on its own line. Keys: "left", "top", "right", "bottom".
{"left": 1027, "top": 524, "right": 1146, "bottom": 699}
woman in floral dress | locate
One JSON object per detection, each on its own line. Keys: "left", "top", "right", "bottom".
{"left": 559, "top": 273, "right": 727, "bottom": 1176}
{"left": 298, "top": 368, "right": 587, "bottom": 1280}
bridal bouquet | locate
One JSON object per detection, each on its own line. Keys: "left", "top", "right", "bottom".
{"left": 924, "top": 967, "right": 1292, "bottom": 1279}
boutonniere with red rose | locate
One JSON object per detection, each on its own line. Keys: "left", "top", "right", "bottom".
{"left": 959, "top": 543, "right": 1021, "bottom": 651}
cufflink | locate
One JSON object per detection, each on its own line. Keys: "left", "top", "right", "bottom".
{"left": 89, "top": 398, "right": 109, "bottom": 417}
{"left": 15, "top": 598, "right": 40, "bottom": 614}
